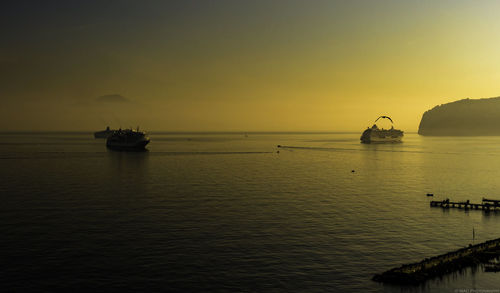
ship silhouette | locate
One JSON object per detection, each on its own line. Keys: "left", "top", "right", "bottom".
{"left": 94, "top": 126, "right": 116, "bottom": 139}
{"left": 360, "top": 116, "right": 404, "bottom": 143}
{"left": 106, "top": 127, "right": 150, "bottom": 150}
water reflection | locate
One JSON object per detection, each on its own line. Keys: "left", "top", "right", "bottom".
{"left": 107, "top": 149, "right": 149, "bottom": 167}
{"left": 106, "top": 149, "right": 149, "bottom": 191}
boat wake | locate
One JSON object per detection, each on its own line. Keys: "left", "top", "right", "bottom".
{"left": 150, "top": 151, "right": 273, "bottom": 156}
{"left": 277, "top": 145, "right": 428, "bottom": 154}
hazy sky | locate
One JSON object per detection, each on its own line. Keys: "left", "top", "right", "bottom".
{"left": 2, "top": 0, "right": 500, "bottom": 131}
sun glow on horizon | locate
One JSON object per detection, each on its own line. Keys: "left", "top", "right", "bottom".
{"left": 2, "top": 1, "right": 500, "bottom": 132}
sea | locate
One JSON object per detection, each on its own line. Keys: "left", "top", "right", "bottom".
{"left": 2, "top": 131, "right": 500, "bottom": 292}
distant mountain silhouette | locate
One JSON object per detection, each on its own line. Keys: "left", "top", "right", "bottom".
{"left": 418, "top": 97, "right": 500, "bottom": 136}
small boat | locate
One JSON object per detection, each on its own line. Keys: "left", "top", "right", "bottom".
{"left": 94, "top": 126, "right": 116, "bottom": 139}
{"left": 360, "top": 116, "right": 404, "bottom": 144}
{"left": 106, "top": 128, "right": 150, "bottom": 151}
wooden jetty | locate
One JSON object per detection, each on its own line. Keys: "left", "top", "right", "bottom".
{"left": 373, "top": 238, "right": 500, "bottom": 285}
{"left": 430, "top": 198, "right": 500, "bottom": 212}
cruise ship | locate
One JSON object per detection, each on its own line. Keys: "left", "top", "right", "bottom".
{"left": 106, "top": 128, "right": 150, "bottom": 150}
{"left": 94, "top": 126, "right": 116, "bottom": 138}
{"left": 360, "top": 116, "right": 404, "bottom": 143}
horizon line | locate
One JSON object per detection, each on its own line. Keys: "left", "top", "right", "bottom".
{"left": 0, "top": 130, "right": 419, "bottom": 134}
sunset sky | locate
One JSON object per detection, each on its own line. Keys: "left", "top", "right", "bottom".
{"left": 2, "top": 0, "right": 500, "bottom": 131}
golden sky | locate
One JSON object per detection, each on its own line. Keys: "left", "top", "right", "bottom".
{"left": 2, "top": 0, "right": 500, "bottom": 131}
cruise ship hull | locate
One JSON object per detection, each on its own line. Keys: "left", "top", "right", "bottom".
{"left": 106, "top": 129, "right": 150, "bottom": 151}
{"left": 106, "top": 139, "right": 150, "bottom": 151}
{"left": 366, "top": 135, "right": 402, "bottom": 143}
{"left": 360, "top": 128, "right": 403, "bottom": 144}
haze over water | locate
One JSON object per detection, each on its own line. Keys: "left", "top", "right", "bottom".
{"left": 3, "top": 132, "right": 500, "bottom": 292}
{"left": 4, "top": 1, "right": 500, "bottom": 133}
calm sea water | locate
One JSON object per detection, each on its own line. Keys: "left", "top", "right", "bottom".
{"left": 2, "top": 132, "right": 500, "bottom": 292}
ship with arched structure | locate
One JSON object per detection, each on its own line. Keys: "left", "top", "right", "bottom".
{"left": 360, "top": 116, "right": 404, "bottom": 143}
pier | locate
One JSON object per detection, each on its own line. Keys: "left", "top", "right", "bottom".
{"left": 430, "top": 198, "right": 500, "bottom": 212}
{"left": 373, "top": 238, "right": 500, "bottom": 285}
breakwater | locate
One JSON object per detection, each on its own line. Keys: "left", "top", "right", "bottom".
{"left": 372, "top": 238, "right": 500, "bottom": 285}
{"left": 430, "top": 198, "right": 500, "bottom": 211}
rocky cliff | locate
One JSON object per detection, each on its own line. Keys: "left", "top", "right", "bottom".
{"left": 418, "top": 97, "right": 500, "bottom": 136}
